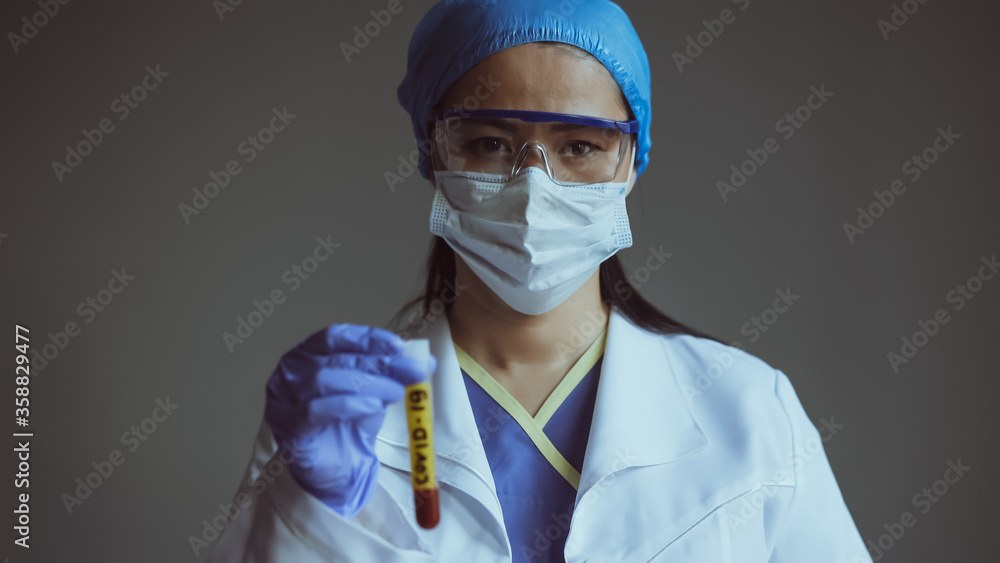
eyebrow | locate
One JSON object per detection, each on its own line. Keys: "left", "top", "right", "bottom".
{"left": 470, "top": 118, "right": 520, "bottom": 133}
{"left": 549, "top": 122, "right": 593, "bottom": 133}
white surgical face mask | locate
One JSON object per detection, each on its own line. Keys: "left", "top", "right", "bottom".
{"left": 429, "top": 166, "right": 633, "bottom": 315}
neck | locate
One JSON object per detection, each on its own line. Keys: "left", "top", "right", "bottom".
{"left": 446, "top": 256, "right": 609, "bottom": 378}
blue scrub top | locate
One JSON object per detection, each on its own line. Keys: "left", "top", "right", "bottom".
{"left": 456, "top": 327, "right": 607, "bottom": 563}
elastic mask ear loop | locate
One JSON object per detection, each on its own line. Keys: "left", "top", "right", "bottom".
{"left": 623, "top": 140, "right": 636, "bottom": 187}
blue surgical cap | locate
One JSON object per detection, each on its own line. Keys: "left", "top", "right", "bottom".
{"left": 397, "top": 0, "right": 652, "bottom": 180}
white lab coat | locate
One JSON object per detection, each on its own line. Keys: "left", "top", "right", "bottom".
{"left": 206, "top": 308, "right": 871, "bottom": 562}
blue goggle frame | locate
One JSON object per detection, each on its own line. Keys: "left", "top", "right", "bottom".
{"left": 428, "top": 108, "right": 639, "bottom": 133}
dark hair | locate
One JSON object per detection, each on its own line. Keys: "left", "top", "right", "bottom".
{"left": 386, "top": 42, "right": 718, "bottom": 342}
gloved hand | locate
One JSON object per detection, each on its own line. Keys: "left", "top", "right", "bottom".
{"left": 263, "top": 323, "right": 436, "bottom": 517}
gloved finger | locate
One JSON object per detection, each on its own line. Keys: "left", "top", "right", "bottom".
{"left": 266, "top": 350, "right": 320, "bottom": 403}
{"left": 277, "top": 351, "right": 389, "bottom": 387}
{"left": 270, "top": 327, "right": 400, "bottom": 399}
{"left": 298, "top": 324, "right": 404, "bottom": 357}
{"left": 383, "top": 354, "right": 437, "bottom": 387}
{"left": 266, "top": 395, "right": 385, "bottom": 437}
{"left": 312, "top": 367, "right": 406, "bottom": 402}
{"left": 268, "top": 329, "right": 426, "bottom": 402}
{"left": 325, "top": 352, "right": 395, "bottom": 374}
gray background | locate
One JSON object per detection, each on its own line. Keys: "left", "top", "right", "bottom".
{"left": 2, "top": 0, "right": 997, "bottom": 561}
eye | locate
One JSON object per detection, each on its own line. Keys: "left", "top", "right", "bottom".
{"left": 564, "top": 140, "right": 599, "bottom": 157}
{"left": 470, "top": 137, "right": 509, "bottom": 153}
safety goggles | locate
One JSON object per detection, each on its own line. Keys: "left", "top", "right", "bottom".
{"left": 429, "top": 109, "right": 639, "bottom": 185}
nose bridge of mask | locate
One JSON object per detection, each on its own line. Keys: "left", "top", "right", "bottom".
{"left": 431, "top": 166, "right": 630, "bottom": 230}
{"left": 505, "top": 168, "right": 580, "bottom": 226}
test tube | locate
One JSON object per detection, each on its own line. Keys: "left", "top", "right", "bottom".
{"left": 401, "top": 339, "right": 439, "bottom": 529}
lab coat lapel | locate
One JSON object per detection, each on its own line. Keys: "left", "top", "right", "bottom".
{"left": 375, "top": 306, "right": 711, "bottom": 559}
{"left": 576, "top": 308, "right": 710, "bottom": 501}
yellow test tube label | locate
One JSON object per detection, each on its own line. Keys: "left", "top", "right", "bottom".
{"left": 405, "top": 382, "right": 436, "bottom": 490}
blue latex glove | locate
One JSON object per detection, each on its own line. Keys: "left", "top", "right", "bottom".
{"left": 264, "top": 324, "right": 436, "bottom": 517}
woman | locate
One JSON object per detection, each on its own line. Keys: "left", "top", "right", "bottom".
{"left": 207, "top": 1, "right": 870, "bottom": 561}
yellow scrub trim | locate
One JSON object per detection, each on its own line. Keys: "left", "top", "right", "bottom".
{"left": 533, "top": 326, "right": 607, "bottom": 428}
{"left": 453, "top": 326, "right": 607, "bottom": 491}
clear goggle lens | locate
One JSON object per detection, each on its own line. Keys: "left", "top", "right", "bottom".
{"left": 431, "top": 111, "right": 636, "bottom": 185}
